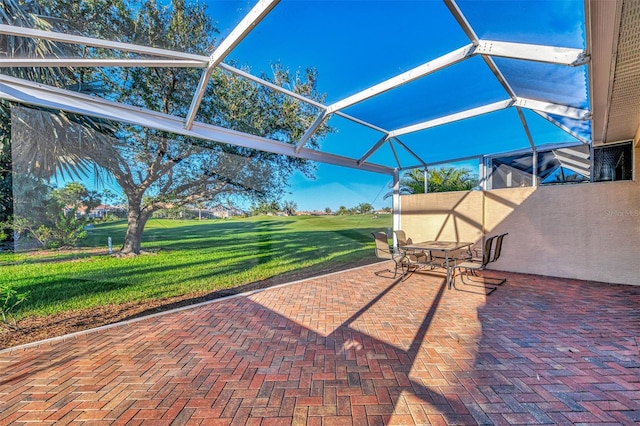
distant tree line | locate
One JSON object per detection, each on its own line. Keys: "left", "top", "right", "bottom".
{"left": 250, "top": 201, "right": 389, "bottom": 216}
{"left": 328, "top": 203, "right": 379, "bottom": 216}
{"left": 250, "top": 200, "right": 298, "bottom": 216}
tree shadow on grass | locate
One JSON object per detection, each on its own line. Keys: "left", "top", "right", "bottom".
{"left": 6, "top": 215, "right": 388, "bottom": 322}
{"left": 85, "top": 219, "right": 291, "bottom": 248}
{"left": 1, "top": 254, "right": 383, "bottom": 349}
{"left": 13, "top": 278, "right": 132, "bottom": 312}
{"left": 0, "top": 248, "right": 110, "bottom": 266}
{"left": 10, "top": 242, "right": 377, "bottom": 315}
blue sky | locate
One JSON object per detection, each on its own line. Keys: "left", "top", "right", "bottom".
{"left": 201, "top": 0, "right": 588, "bottom": 211}
{"left": 53, "top": 0, "right": 588, "bottom": 213}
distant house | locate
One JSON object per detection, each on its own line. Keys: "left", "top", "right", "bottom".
{"left": 86, "top": 204, "right": 127, "bottom": 219}
{"left": 208, "top": 206, "right": 245, "bottom": 219}
{"left": 294, "top": 210, "right": 332, "bottom": 216}
{"left": 89, "top": 204, "right": 109, "bottom": 218}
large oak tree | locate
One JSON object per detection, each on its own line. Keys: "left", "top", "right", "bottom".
{"left": 6, "top": 0, "right": 330, "bottom": 254}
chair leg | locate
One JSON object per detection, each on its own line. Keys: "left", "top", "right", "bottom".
{"left": 464, "top": 272, "right": 507, "bottom": 285}
{"left": 374, "top": 259, "right": 413, "bottom": 280}
{"left": 400, "top": 260, "right": 417, "bottom": 281}
{"left": 452, "top": 269, "right": 497, "bottom": 295}
{"left": 374, "top": 262, "right": 399, "bottom": 279}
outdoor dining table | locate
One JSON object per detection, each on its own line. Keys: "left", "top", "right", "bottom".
{"left": 400, "top": 240, "right": 474, "bottom": 288}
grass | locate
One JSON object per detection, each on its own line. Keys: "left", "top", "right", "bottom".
{"left": 0, "top": 214, "right": 391, "bottom": 319}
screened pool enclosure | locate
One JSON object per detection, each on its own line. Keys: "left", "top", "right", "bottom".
{"left": 1, "top": 1, "right": 606, "bottom": 173}
{"left": 1, "top": 0, "right": 638, "bottom": 250}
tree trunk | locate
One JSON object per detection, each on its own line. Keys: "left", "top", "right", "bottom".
{"left": 120, "top": 203, "right": 151, "bottom": 255}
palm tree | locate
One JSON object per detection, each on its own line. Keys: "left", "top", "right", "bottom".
{"left": 384, "top": 167, "right": 479, "bottom": 199}
{"left": 1, "top": 0, "right": 113, "bottom": 246}
{"left": 427, "top": 167, "right": 478, "bottom": 193}
{"left": 1, "top": 0, "right": 116, "bottom": 182}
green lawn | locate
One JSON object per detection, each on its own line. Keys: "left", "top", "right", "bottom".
{"left": 0, "top": 214, "right": 391, "bottom": 319}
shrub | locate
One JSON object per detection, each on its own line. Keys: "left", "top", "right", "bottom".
{"left": 0, "top": 284, "right": 29, "bottom": 331}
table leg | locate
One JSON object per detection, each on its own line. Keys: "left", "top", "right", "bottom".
{"left": 445, "top": 251, "right": 451, "bottom": 289}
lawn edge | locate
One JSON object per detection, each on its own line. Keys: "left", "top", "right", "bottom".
{"left": 0, "top": 261, "right": 384, "bottom": 355}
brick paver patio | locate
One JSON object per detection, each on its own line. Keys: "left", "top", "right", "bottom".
{"left": 1, "top": 263, "right": 639, "bottom": 425}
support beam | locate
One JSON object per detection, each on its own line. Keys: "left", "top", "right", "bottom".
{"left": 532, "top": 146, "right": 539, "bottom": 186}
{"left": 0, "top": 24, "right": 207, "bottom": 61}
{"left": 217, "top": 63, "right": 390, "bottom": 134}
{"left": 475, "top": 40, "right": 588, "bottom": 66}
{"left": 424, "top": 168, "right": 429, "bottom": 193}
{"left": 333, "top": 111, "right": 389, "bottom": 134}
{"left": 392, "top": 137, "right": 427, "bottom": 167}
{"left": 358, "top": 135, "right": 390, "bottom": 165}
{"left": 0, "top": 58, "right": 206, "bottom": 68}
{"left": 443, "top": 0, "right": 480, "bottom": 44}
{"left": 532, "top": 110, "right": 590, "bottom": 144}
{"left": 409, "top": 153, "right": 494, "bottom": 170}
{"left": 0, "top": 74, "right": 394, "bottom": 175}
{"left": 184, "top": 0, "right": 279, "bottom": 130}
{"left": 516, "top": 107, "right": 536, "bottom": 151}
{"left": 389, "top": 99, "right": 513, "bottom": 137}
{"left": 445, "top": 0, "right": 592, "bottom": 137}
{"left": 485, "top": 142, "right": 584, "bottom": 159}
{"left": 0, "top": 24, "right": 387, "bottom": 138}
{"left": 443, "top": 0, "right": 519, "bottom": 101}
{"left": 295, "top": 110, "right": 328, "bottom": 153}
{"left": 478, "top": 157, "right": 487, "bottom": 190}
{"left": 557, "top": 146, "right": 590, "bottom": 159}
{"left": 218, "top": 63, "right": 324, "bottom": 109}
{"left": 400, "top": 163, "right": 430, "bottom": 171}
{"left": 516, "top": 97, "right": 591, "bottom": 121}
{"left": 388, "top": 140, "right": 402, "bottom": 169}
{"left": 325, "top": 44, "right": 475, "bottom": 113}
{"left": 481, "top": 55, "right": 518, "bottom": 98}
{"left": 392, "top": 169, "right": 401, "bottom": 243}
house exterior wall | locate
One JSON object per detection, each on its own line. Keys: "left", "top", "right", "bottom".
{"left": 399, "top": 136, "right": 640, "bottom": 286}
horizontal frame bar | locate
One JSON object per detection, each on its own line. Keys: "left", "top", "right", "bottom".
{"left": 326, "top": 44, "right": 475, "bottom": 114}
{"left": 476, "top": 40, "right": 588, "bottom": 66}
{"left": 0, "top": 58, "right": 206, "bottom": 68}
{"left": 389, "top": 99, "right": 513, "bottom": 137}
{"left": 0, "top": 74, "right": 395, "bottom": 175}
{"left": 0, "top": 24, "right": 207, "bottom": 61}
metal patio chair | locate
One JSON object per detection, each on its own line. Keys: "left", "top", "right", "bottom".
{"left": 372, "top": 231, "right": 414, "bottom": 280}
{"left": 450, "top": 236, "right": 500, "bottom": 295}
{"left": 490, "top": 233, "right": 508, "bottom": 265}
{"left": 393, "top": 230, "right": 429, "bottom": 265}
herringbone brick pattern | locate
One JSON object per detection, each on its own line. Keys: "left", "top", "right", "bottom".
{"left": 1, "top": 264, "right": 639, "bottom": 425}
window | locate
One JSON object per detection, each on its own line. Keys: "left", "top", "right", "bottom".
{"left": 593, "top": 141, "right": 633, "bottom": 182}
{"left": 537, "top": 145, "right": 590, "bottom": 185}
{"left": 487, "top": 153, "right": 533, "bottom": 189}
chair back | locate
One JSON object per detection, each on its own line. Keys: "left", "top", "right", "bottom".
{"left": 491, "top": 233, "right": 508, "bottom": 263}
{"left": 481, "top": 236, "right": 496, "bottom": 266}
{"left": 393, "top": 230, "right": 412, "bottom": 246}
{"left": 372, "top": 232, "right": 392, "bottom": 260}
